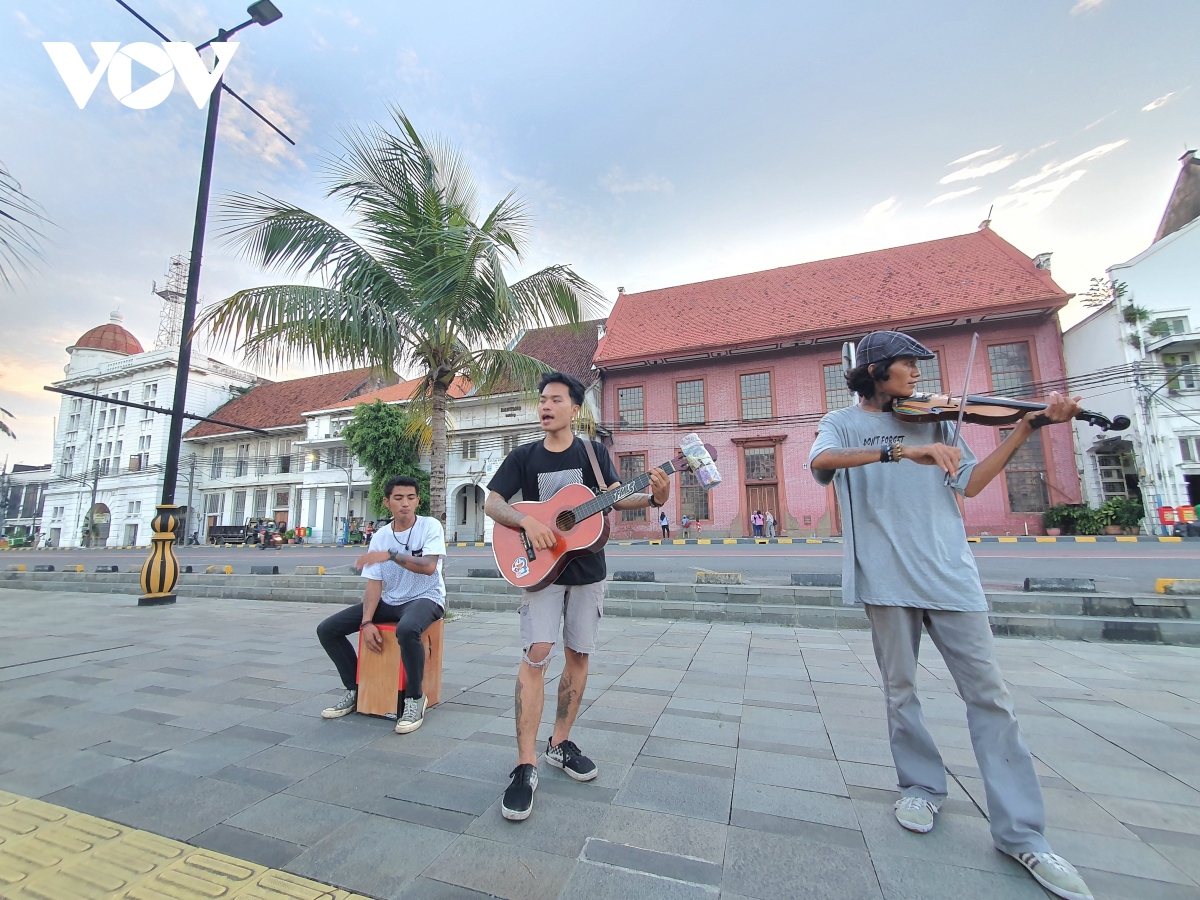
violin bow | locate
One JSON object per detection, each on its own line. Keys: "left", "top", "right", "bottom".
{"left": 944, "top": 332, "right": 979, "bottom": 486}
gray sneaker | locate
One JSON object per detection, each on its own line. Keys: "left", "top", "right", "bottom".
{"left": 1011, "top": 852, "right": 1093, "bottom": 900}
{"left": 394, "top": 695, "right": 426, "bottom": 733}
{"left": 321, "top": 688, "right": 357, "bottom": 719}
{"left": 894, "top": 796, "right": 937, "bottom": 833}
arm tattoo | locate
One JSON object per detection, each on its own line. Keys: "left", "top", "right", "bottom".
{"left": 486, "top": 492, "right": 526, "bottom": 528}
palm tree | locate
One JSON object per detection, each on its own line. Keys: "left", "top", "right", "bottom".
{"left": 199, "top": 109, "right": 604, "bottom": 524}
{"left": 0, "top": 159, "right": 48, "bottom": 288}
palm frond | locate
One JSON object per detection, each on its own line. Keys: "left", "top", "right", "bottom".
{"left": 465, "top": 348, "right": 551, "bottom": 398}
{"left": 0, "top": 406, "right": 15, "bottom": 440}
{"left": 508, "top": 264, "right": 608, "bottom": 326}
{"left": 0, "top": 160, "right": 49, "bottom": 289}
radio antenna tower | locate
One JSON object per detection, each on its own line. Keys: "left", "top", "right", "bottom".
{"left": 153, "top": 255, "right": 189, "bottom": 350}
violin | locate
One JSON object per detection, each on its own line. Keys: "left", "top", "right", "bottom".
{"left": 891, "top": 393, "right": 1130, "bottom": 432}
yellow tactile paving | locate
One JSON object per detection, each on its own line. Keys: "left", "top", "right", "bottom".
{"left": 0, "top": 790, "right": 369, "bottom": 900}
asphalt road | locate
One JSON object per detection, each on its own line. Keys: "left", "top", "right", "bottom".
{"left": 5, "top": 542, "right": 1200, "bottom": 595}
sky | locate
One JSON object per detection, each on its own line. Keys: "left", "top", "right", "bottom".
{"left": 1, "top": 0, "right": 1196, "bottom": 466}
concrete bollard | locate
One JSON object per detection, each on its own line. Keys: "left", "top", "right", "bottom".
{"left": 467, "top": 567, "right": 502, "bottom": 579}
{"left": 295, "top": 565, "right": 325, "bottom": 575}
{"left": 33, "top": 565, "right": 55, "bottom": 572}
{"left": 791, "top": 573, "right": 841, "bottom": 587}
{"left": 1159, "top": 578, "right": 1200, "bottom": 596}
{"left": 65, "top": 565, "right": 84, "bottom": 572}
{"left": 696, "top": 571, "right": 743, "bottom": 585}
{"left": 1023, "top": 577, "right": 1096, "bottom": 593}
{"left": 613, "top": 571, "right": 656, "bottom": 582}
{"left": 251, "top": 565, "right": 280, "bottom": 575}
{"left": 5, "top": 564, "right": 26, "bottom": 572}
{"left": 206, "top": 565, "right": 232, "bottom": 574}
{"left": 95, "top": 565, "right": 119, "bottom": 573}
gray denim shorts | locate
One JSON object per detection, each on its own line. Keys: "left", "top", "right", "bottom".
{"left": 519, "top": 581, "right": 605, "bottom": 658}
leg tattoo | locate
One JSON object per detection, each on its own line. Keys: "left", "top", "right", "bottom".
{"left": 556, "top": 671, "right": 576, "bottom": 723}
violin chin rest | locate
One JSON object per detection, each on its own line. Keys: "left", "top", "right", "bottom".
{"left": 1109, "top": 415, "right": 1131, "bottom": 431}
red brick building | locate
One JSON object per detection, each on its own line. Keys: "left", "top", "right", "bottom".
{"left": 595, "top": 225, "right": 1082, "bottom": 538}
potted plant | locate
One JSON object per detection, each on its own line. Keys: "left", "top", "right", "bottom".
{"left": 285, "top": 528, "right": 296, "bottom": 544}
{"left": 1042, "top": 505, "right": 1070, "bottom": 536}
{"left": 1072, "top": 507, "right": 1103, "bottom": 536}
{"left": 1110, "top": 497, "right": 1145, "bottom": 535}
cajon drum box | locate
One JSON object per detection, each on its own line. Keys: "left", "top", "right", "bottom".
{"left": 356, "top": 619, "right": 443, "bottom": 717}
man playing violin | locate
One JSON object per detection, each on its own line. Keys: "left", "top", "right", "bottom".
{"left": 809, "top": 330, "right": 1093, "bottom": 900}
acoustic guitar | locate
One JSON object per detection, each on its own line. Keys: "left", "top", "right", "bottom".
{"left": 492, "top": 444, "right": 719, "bottom": 591}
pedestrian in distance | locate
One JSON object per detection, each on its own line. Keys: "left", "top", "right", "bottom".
{"left": 765, "top": 510, "right": 776, "bottom": 538}
{"left": 809, "top": 330, "right": 1093, "bottom": 900}
{"left": 659, "top": 509, "right": 670, "bottom": 539}
{"left": 751, "top": 509, "right": 764, "bottom": 536}
{"left": 681, "top": 514, "right": 691, "bottom": 538}
{"left": 485, "top": 372, "right": 671, "bottom": 822}
{"left": 316, "top": 476, "right": 446, "bottom": 735}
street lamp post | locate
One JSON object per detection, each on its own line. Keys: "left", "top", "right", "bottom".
{"left": 139, "top": 1, "right": 284, "bottom": 606}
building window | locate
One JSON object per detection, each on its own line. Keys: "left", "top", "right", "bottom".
{"left": 235, "top": 443, "right": 250, "bottom": 477}
{"left": 619, "top": 454, "right": 646, "bottom": 522}
{"left": 823, "top": 364, "right": 853, "bottom": 411}
{"left": 1164, "top": 353, "right": 1196, "bottom": 393}
{"left": 61, "top": 446, "right": 75, "bottom": 477}
{"left": 142, "top": 383, "right": 157, "bottom": 419}
{"left": 1181, "top": 438, "right": 1200, "bottom": 463}
{"left": 327, "top": 446, "right": 350, "bottom": 469}
{"left": 231, "top": 491, "right": 246, "bottom": 523}
{"left": 744, "top": 446, "right": 777, "bottom": 481}
{"left": 127, "top": 500, "right": 142, "bottom": 517}
{"left": 676, "top": 380, "right": 705, "bottom": 425}
{"left": 1000, "top": 427, "right": 1049, "bottom": 512}
{"left": 210, "top": 446, "right": 224, "bottom": 478}
{"left": 461, "top": 438, "right": 478, "bottom": 460}
{"left": 617, "top": 387, "right": 644, "bottom": 431}
{"left": 278, "top": 442, "right": 293, "bottom": 474}
{"left": 916, "top": 352, "right": 944, "bottom": 395}
{"left": 1151, "top": 316, "right": 1189, "bottom": 337}
{"left": 256, "top": 441, "right": 271, "bottom": 475}
{"left": 252, "top": 489, "right": 268, "bottom": 519}
{"left": 988, "top": 343, "right": 1035, "bottom": 398}
{"left": 274, "top": 490, "right": 290, "bottom": 509}
{"left": 740, "top": 372, "right": 772, "bottom": 421}
{"left": 502, "top": 433, "right": 519, "bottom": 456}
{"left": 680, "top": 470, "right": 710, "bottom": 521}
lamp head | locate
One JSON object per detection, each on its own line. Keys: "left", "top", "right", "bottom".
{"left": 247, "top": 1, "right": 283, "bottom": 25}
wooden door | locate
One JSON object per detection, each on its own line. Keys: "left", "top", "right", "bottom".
{"left": 746, "top": 485, "right": 778, "bottom": 533}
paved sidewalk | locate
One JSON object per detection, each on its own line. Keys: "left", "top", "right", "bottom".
{"left": 1, "top": 589, "right": 1199, "bottom": 899}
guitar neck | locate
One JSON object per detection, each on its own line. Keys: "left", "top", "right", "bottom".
{"left": 572, "top": 460, "right": 677, "bottom": 522}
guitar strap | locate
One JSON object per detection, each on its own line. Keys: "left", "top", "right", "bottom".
{"left": 578, "top": 435, "right": 610, "bottom": 494}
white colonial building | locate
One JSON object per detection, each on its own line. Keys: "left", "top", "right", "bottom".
{"left": 1, "top": 464, "right": 52, "bottom": 544}
{"left": 41, "top": 312, "right": 259, "bottom": 548}
{"left": 1064, "top": 151, "right": 1200, "bottom": 525}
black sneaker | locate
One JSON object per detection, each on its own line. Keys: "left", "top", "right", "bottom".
{"left": 502, "top": 763, "right": 538, "bottom": 821}
{"left": 545, "top": 738, "right": 598, "bottom": 782}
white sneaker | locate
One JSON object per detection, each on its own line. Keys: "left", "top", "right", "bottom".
{"left": 321, "top": 688, "right": 357, "bottom": 719}
{"left": 394, "top": 695, "right": 426, "bottom": 734}
{"left": 894, "top": 796, "right": 937, "bottom": 833}
{"left": 1011, "top": 852, "right": 1093, "bottom": 900}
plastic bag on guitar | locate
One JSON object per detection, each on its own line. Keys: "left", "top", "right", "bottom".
{"left": 681, "top": 433, "right": 722, "bottom": 489}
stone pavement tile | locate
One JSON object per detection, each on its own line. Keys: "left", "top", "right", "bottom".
{"left": 282, "top": 717, "right": 391, "bottom": 755}
{"left": 467, "top": 792, "right": 609, "bottom": 857}
{"left": 211, "top": 763, "right": 299, "bottom": 792}
{"left": 288, "top": 813, "right": 457, "bottom": 899}
{"left": 425, "top": 739, "right": 516, "bottom": 786}
{"left": 114, "top": 774, "right": 269, "bottom": 841}
{"left": 855, "top": 800, "right": 1027, "bottom": 876}
{"left": 1075, "top": 868, "right": 1200, "bottom": 900}
{"left": 672, "top": 681, "right": 745, "bottom": 703}
{"left": 732, "top": 780, "right": 859, "bottom": 831}
{"left": 1095, "top": 795, "right": 1200, "bottom": 835}
{"left": 147, "top": 732, "right": 279, "bottom": 776}
{"left": 360, "top": 728, "right": 464, "bottom": 761}
{"left": 738, "top": 723, "right": 834, "bottom": 751}
{"left": 423, "top": 834, "right": 577, "bottom": 900}
{"left": 399, "top": 877, "right": 499, "bottom": 899}
{"left": 562, "top": 724, "right": 647, "bottom": 766}
{"left": 590, "top": 689, "right": 670, "bottom": 713}
{"left": 387, "top": 771, "right": 503, "bottom": 816}
{"left": 595, "top": 805, "right": 728, "bottom": 864}
{"left": 191, "top": 822, "right": 304, "bottom": 868}
{"left": 40, "top": 783, "right": 135, "bottom": 819}
{"left": 729, "top": 808, "right": 866, "bottom": 850}
{"left": 615, "top": 666, "right": 687, "bottom": 692}
{"left": 870, "top": 850, "right": 1046, "bottom": 899}
{"left": 840, "top": 761, "right": 898, "bottom": 791}
{"left": 1053, "top": 761, "right": 1200, "bottom": 806}
{"left": 559, "top": 859, "right": 716, "bottom": 900}
{"left": 650, "top": 713, "right": 739, "bottom": 747}
{"left": 614, "top": 766, "right": 732, "bottom": 824}
{"left": 419, "top": 709, "right": 502, "bottom": 740}
{"left": 722, "top": 825, "right": 883, "bottom": 900}
{"left": 736, "top": 748, "right": 847, "bottom": 796}
{"left": 239, "top": 744, "right": 341, "bottom": 778}
{"left": 227, "top": 792, "right": 366, "bottom": 846}
{"left": 577, "top": 704, "right": 661, "bottom": 728}
{"left": 1150, "top": 841, "right": 1200, "bottom": 885}
{"left": 286, "top": 755, "right": 421, "bottom": 811}
{"left": 1045, "top": 826, "right": 1195, "bottom": 884}
{"left": 829, "top": 735, "right": 896, "bottom": 767}
{"left": 640, "top": 735, "right": 738, "bottom": 768}
{"left": 0, "top": 744, "right": 131, "bottom": 798}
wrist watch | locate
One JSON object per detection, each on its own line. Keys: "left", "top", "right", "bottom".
{"left": 647, "top": 494, "right": 663, "bottom": 508}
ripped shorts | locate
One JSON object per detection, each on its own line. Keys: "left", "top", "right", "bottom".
{"left": 519, "top": 581, "right": 605, "bottom": 664}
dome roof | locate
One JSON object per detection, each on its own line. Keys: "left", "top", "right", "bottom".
{"left": 71, "top": 312, "right": 144, "bottom": 356}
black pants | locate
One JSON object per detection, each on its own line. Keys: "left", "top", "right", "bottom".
{"left": 661, "top": 525, "right": 670, "bottom": 538}
{"left": 316, "top": 598, "right": 444, "bottom": 698}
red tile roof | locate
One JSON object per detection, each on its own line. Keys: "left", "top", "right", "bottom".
{"left": 594, "top": 228, "right": 1070, "bottom": 367}
{"left": 185, "top": 369, "right": 374, "bottom": 438}
{"left": 329, "top": 376, "right": 473, "bottom": 410}
{"left": 513, "top": 320, "right": 604, "bottom": 387}
{"left": 71, "top": 323, "right": 144, "bottom": 356}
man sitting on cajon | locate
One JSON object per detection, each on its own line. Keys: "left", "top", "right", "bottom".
{"left": 317, "top": 476, "right": 446, "bottom": 733}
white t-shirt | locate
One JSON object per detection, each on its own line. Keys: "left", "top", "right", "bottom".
{"left": 361, "top": 516, "right": 447, "bottom": 608}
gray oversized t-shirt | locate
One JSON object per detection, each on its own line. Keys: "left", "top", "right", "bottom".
{"left": 809, "top": 405, "right": 986, "bottom": 611}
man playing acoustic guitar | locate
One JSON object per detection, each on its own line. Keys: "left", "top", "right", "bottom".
{"left": 486, "top": 371, "right": 671, "bottom": 821}
{"left": 809, "top": 330, "right": 1092, "bottom": 900}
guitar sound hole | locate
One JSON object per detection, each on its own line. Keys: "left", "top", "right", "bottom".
{"left": 556, "top": 511, "right": 576, "bottom": 531}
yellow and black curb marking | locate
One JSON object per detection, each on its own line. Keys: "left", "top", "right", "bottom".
{"left": 0, "top": 789, "right": 368, "bottom": 899}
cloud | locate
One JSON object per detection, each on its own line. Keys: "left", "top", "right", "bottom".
{"left": 599, "top": 166, "right": 673, "bottom": 195}
{"left": 1071, "top": 0, "right": 1106, "bottom": 14}
{"left": 948, "top": 146, "right": 1001, "bottom": 166}
{"left": 1142, "top": 92, "right": 1176, "bottom": 112}
{"left": 13, "top": 10, "right": 41, "bottom": 39}
{"left": 397, "top": 48, "right": 436, "bottom": 85}
{"left": 863, "top": 196, "right": 899, "bottom": 226}
{"left": 218, "top": 80, "right": 309, "bottom": 168}
{"left": 993, "top": 169, "right": 1087, "bottom": 213}
{"left": 927, "top": 187, "right": 980, "bottom": 206}
{"left": 1084, "top": 110, "right": 1117, "bottom": 130}
{"left": 940, "top": 154, "right": 1019, "bottom": 184}
{"left": 1008, "top": 139, "right": 1127, "bottom": 189}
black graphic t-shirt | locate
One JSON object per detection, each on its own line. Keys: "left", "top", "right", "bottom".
{"left": 488, "top": 437, "right": 620, "bottom": 585}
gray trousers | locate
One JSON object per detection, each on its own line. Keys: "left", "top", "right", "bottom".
{"left": 864, "top": 604, "right": 1051, "bottom": 855}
